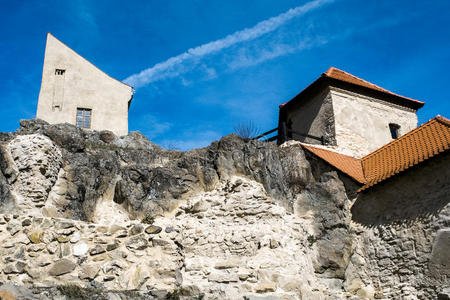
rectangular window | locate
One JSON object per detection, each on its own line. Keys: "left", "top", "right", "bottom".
{"left": 389, "top": 123, "right": 400, "bottom": 139}
{"left": 55, "top": 69, "right": 65, "bottom": 75}
{"left": 76, "top": 108, "right": 92, "bottom": 129}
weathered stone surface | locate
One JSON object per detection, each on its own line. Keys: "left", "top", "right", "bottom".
{"left": 208, "top": 272, "right": 239, "bottom": 283}
{"left": 430, "top": 229, "right": 450, "bottom": 266}
{"left": 2, "top": 120, "right": 311, "bottom": 220}
{"left": 70, "top": 231, "right": 81, "bottom": 243}
{"left": 106, "top": 241, "right": 120, "bottom": 251}
{"left": 56, "top": 235, "right": 70, "bottom": 243}
{"left": 126, "top": 235, "right": 148, "bottom": 250}
{"left": 3, "top": 261, "right": 27, "bottom": 274}
{"left": 21, "top": 219, "right": 31, "bottom": 226}
{"left": 46, "top": 241, "right": 59, "bottom": 254}
{"left": 6, "top": 221, "right": 21, "bottom": 236}
{"left": 79, "top": 264, "right": 101, "bottom": 280}
{"left": 145, "top": 225, "right": 162, "bottom": 234}
{"left": 48, "top": 259, "right": 76, "bottom": 276}
{"left": 130, "top": 224, "right": 144, "bottom": 235}
{"left": 73, "top": 243, "right": 89, "bottom": 256}
{"left": 89, "top": 245, "right": 106, "bottom": 256}
{"left": 255, "top": 282, "right": 277, "bottom": 293}
{"left": 28, "top": 231, "right": 44, "bottom": 244}
{"left": 0, "top": 120, "right": 447, "bottom": 299}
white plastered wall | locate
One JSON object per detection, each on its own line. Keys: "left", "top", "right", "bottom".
{"left": 36, "top": 33, "right": 133, "bottom": 136}
{"left": 331, "top": 87, "right": 418, "bottom": 158}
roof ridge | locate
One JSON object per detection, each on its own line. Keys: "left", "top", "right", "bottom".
{"left": 324, "top": 67, "right": 391, "bottom": 94}
{"left": 436, "top": 115, "right": 450, "bottom": 126}
{"left": 323, "top": 67, "right": 424, "bottom": 105}
{"left": 279, "top": 67, "right": 424, "bottom": 110}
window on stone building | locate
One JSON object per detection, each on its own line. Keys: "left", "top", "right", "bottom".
{"left": 76, "top": 108, "right": 92, "bottom": 129}
{"left": 389, "top": 123, "right": 400, "bottom": 139}
{"left": 55, "top": 69, "right": 65, "bottom": 75}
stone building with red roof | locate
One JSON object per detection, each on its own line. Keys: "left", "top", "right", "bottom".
{"left": 276, "top": 68, "right": 449, "bottom": 297}
{"left": 278, "top": 67, "right": 424, "bottom": 157}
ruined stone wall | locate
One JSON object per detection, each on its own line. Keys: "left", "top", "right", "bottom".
{"left": 0, "top": 120, "right": 448, "bottom": 299}
{"left": 0, "top": 177, "right": 348, "bottom": 299}
{"left": 349, "top": 153, "right": 450, "bottom": 299}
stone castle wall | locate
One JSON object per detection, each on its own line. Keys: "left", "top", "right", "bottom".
{"left": 0, "top": 122, "right": 448, "bottom": 299}
{"left": 0, "top": 178, "right": 346, "bottom": 299}
{"left": 348, "top": 153, "right": 450, "bottom": 299}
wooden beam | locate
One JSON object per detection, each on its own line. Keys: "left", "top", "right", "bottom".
{"left": 266, "top": 135, "right": 278, "bottom": 142}
{"left": 253, "top": 127, "right": 278, "bottom": 140}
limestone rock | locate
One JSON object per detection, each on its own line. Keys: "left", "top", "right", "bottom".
{"left": 28, "top": 231, "right": 44, "bottom": 244}
{"left": 130, "top": 224, "right": 144, "bottom": 235}
{"left": 47, "top": 241, "right": 59, "bottom": 254}
{"left": 70, "top": 231, "right": 81, "bottom": 243}
{"left": 48, "top": 258, "right": 76, "bottom": 276}
{"left": 126, "top": 235, "right": 148, "bottom": 250}
{"left": 79, "top": 264, "right": 101, "bottom": 280}
{"left": 3, "top": 261, "right": 27, "bottom": 274}
{"left": 255, "top": 282, "right": 277, "bottom": 293}
{"left": 21, "top": 219, "right": 31, "bottom": 226}
{"left": 145, "top": 225, "right": 162, "bottom": 234}
{"left": 0, "top": 120, "right": 447, "bottom": 299}
{"left": 56, "top": 235, "right": 70, "bottom": 243}
{"left": 73, "top": 243, "right": 89, "bottom": 256}
{"left": 106, "top": 241, "right": 120, "bottom": 251}
{"left": 208, "top": 272, "right": 239, "bottom": 283}
{"left": 90, "top": 245, "right": 106, "bottom": 256}
{"left": 6, "top": 221, "right": 21, "bottom": 236}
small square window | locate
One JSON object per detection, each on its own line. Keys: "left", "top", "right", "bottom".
{"left": 55, "top": 69, "right": 65, "bottom": 75}
{"left": 389, "top": 123, "right": 400, "bottom": 139}
{"left": 76, "top": 108, "right": 92, "bottom": 129}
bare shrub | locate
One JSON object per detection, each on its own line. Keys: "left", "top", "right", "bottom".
{"left": 234, "top": 121, "right": 260, "bottom": 139}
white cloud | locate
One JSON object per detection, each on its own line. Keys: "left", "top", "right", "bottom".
{"left": 124, "top": 0, "right": 335, "bottom": 88}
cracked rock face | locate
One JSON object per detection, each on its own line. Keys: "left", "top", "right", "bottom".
{"left": 0, "top": 119, "right": 312, "bottom": 222}
{"left": 0, "top": 119, "right": 448, "bottom": 299}
{"left": 4, "top": 134, "right": 62, "bottom": 214}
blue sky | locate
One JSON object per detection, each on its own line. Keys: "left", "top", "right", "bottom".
{"left": 1, "top": 0, "right": 449, "bottom": 150}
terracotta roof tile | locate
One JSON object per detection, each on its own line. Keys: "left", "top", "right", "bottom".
{"left": 323, "top": 67, "right": 424, "bottom": 106}
{"left": 298, "top": 116, "right": 450, "bottom": 192}
{"left": 280, "top": 67, "right": 424, "bottom": 109}
{"left": 300, "top": 144, "right": 366, "bottom": 184}
{"left": 359, "top": 115, "right": 450, "bottom": 191}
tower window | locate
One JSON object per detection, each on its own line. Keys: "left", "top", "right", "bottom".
{"left": 76, "top": 108, "right": 92, "bottom": 129}
{"left": 55, "top": 69, "right": 65, "bottom": 75}
{"left": 389, "top": 123, "right": 400, "bottom": 139}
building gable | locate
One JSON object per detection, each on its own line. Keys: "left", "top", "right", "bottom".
{"left": 36, "top": 33, "right": 133, "bottom": 136}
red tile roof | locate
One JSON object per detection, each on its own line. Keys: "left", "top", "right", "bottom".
{"left": 301, "top": 144, "right": 366, "bottom": 183}
{"left": 299, "top": 116, "right": 450, "bottom": 192}
{"left": 323, "top": 67, "right": 424, "bottom": 106}
{"left": 280, "top": 67, "right": 424, "bottom": 110}
{"left": 359, "top": 115, "right": 450, "bottom": 191}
